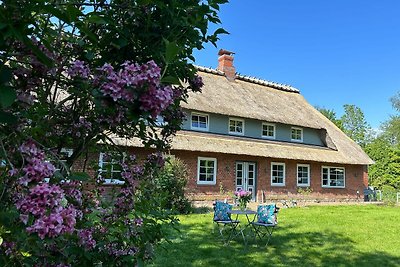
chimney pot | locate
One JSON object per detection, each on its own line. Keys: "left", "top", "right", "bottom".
{"left": 217, "top": 49, "right": 236, "bottom": 81}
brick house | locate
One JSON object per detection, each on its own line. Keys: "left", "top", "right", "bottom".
{"left": 112, "top": 49, "right": 374, "bottom": 202}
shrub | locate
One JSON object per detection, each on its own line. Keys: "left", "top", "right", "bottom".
{"left": 154, "top": 158, "right": 192, "bottom": 214}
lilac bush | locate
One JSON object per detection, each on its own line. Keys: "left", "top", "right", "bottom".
{"left": 0, "top": 0, "right": 226, "bottom": 265}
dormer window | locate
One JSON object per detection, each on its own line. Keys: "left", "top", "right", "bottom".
{"left": 191, "top": 113, "right": 209, "bottom": 131}
{"left": 262, "top": 123, "right": 275, "bottom": 139}
{"left": 291, "top": 127, "right": 303, "bottom": 142}
{"left": 229, "top": 118, "right": 244, "bottom": 135}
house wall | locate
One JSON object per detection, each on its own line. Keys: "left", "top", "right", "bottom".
{"left": 182, "top": 109, "right": 324, "bottom": 146}
{"left": 169, "top": 150, "right": 368, "bottom": 201}
{"left": 76, "top": 147, "right": 368, "bottom": 202}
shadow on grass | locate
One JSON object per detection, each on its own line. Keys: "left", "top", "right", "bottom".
{"left": 191, "top": 206, "right": 213, "bottom": 214}
{"left": 151, "top": 214, "right": 400, "bottom": 267}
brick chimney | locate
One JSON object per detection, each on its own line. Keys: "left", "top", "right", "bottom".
{"left": 217, "top": 49, "right": 236, "bottom": 81}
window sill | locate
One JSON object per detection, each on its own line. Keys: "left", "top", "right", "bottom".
{"left": 191, "top": 127, "right": 209, "bottom": 132}
{"left": 197, "top": 182, "right": 216, "bottom": 186}
{"left": 322, "top": 186, "right": 345, "bottom": 189}
{"left": 271, "top": 184, "right": 285, "bottom": 187}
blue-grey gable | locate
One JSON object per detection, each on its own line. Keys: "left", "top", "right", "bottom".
{"left": 182, "top": 110, "right": 324, "bottom": 147}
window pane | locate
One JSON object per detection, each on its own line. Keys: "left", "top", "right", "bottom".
{"left": 206, "top": 160, "right": 214, "bottom": 168}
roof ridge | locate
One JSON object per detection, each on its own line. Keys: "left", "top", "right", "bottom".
{"left": 194, "top": 65, "right": 299, "bottom": 93}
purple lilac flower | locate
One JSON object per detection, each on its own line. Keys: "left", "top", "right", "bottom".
{"left": 67, "top": 60, "right": 91, "bottom": 79}
{"left": 97, "top": 60, "right": 163, "bottom": 104}
{"left": 146, "top": 153, "right": 165, "bottom": 168}
{"left": 134, "top": 218, "right": 143, "bottom": 226}
{"left": 189, "top": 75, "right": 204, "bottom": 92}
{"left": 101, "top": 243, "right": 137, "bottom": 257}
{"left": 78, "top": 229, "right": 96, "bottom": 250}
{"left": 139, "top": 85, "right": 174, "bottom": 118}
{"left": 16, "top": 183, "right": 65, "bottom": 216}
{"left": 26, "top": 205, "right": 78, "bottom": 239}
{"left": 0, "top": 241, "right": 16, "bottom": 256}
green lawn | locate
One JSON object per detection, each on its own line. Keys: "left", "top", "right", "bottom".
{"left": 149, "top": 205, "right": 400, "bottom": 267}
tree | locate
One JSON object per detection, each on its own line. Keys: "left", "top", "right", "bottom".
{"left": 316, "top": 106, "right": 344, "bottom": 130}
{"left": 0, "top": 0, "right": 228, "bottom": 265}
{"left": 341, "top": 104, "right": 372, "bottom": 148}
{"left": 364, "top": 137, "right": 400, "bottom": 190}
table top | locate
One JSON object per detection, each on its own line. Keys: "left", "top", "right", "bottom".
{"left": 229, "top": 209, "right": 257, "bottom": 215}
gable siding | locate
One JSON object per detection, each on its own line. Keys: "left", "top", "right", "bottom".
{"left": 183, "top": 110, "right": 324, "bottom": 147}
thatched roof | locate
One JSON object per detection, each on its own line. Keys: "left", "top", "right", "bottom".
{"left": 176, "top": 67, "right": 374, "bottom": 165}
{"left": 109, "top": 66, "right": 373, "bottom": 165}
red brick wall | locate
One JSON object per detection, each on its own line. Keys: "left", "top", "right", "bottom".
{"left": 169, "top": 150, "right": 368, "bottom": 201}
{"left": 73, "top": 147, "right": 368, "bottom": 201}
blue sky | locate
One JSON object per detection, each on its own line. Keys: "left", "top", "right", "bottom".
{"left": 193, "top": 0, "right": 400, "bottom": 129}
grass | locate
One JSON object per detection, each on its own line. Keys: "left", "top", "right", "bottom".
{"left": 149, "top": 205, "right": 400, "bottom": 267}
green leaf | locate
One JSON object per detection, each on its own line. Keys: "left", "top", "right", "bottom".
{"left": 165, "top": 40, "right": 180, "bottom": 63}
{"left": 41, "top": 4, "right": 71, "bottom": 23}
{"left": 0, "top": 86, "right": 17, "bottom": 108}
{"left": 0, "top": 65, "right": 12, "bottom": 85}
{"left": 76, "top": 24, "right": 98, "bottom": 43}
{"left": 214, "top": 27, "right": 229, "bottom": 35}
{"left": 161, "top": 76, "right": 180, "bottom": 85}
{"left": 0, "top": 111, "right": 17, "bottom": 124}
{"left": 86, "top": 14, "right": 107, "bottom": 25}
{"left": 68, "top": 172, "right": 90, "bottom": 181}
{"left": 21, "top": 36, "right": 53, "bottom": 67}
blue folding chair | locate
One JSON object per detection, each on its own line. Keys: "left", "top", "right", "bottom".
{"left": 251, "top": 204, "right": 279, "bottom": 247}
{"left": 213, "top": 201, "right": 240, "bottom": 244}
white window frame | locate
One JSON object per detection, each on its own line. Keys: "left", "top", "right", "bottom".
{"left": 191, "top": 112, "right": 209, "bottom": 131}
{"left": 197, "top": 157, "right": 217, "bottom": 185}
{"left": 261, "top": 122, "right": 276, "bottom": 139}
{"left": 291, "top": 127, "right": 303, "bottom": 142}
{"left": 271, "top": 162, "right": 285, "bottom": 186}
{"left": 321, "top": 166, "right": 345, "bottom": 188}
{"left": 98, "top": 152, "right": 125, "bottom": 185}
{"left": 228, "top": 117, "right": 245, "bottom": 135}
{"left": 297, "top": 164, "right": 310, "bottom": 187}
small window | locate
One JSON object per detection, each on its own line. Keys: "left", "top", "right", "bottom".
{"left": 155, "top": 115, "right": 167, "bottom": 126}
{"left": 197, "top": 157, "right": 217, "bottom": 185}
{"left": 262, "top": 123, "right": 275, "bottom": 139}
{"left": 271, "top": 162, "right": 285, "bottom": 186}
{"left": 191, "top": 113, "right": 209, "bottom": 131}
{"left": 98, "top": 152, "right": 125, "bottom": 185}
{"left": 54, "top": 148, "right": 74, "bottom": 173}
{"left": 291, "top": 127, "right": 303, "bottom": 142}
{"left": 297, "top": 164, "right": 310, "bottom": 186}
{"left": 322, "top": 166, "right": 345, "bottom": 188}
{"left": 229, "top": 118, "right": 244, "bottom": 135}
